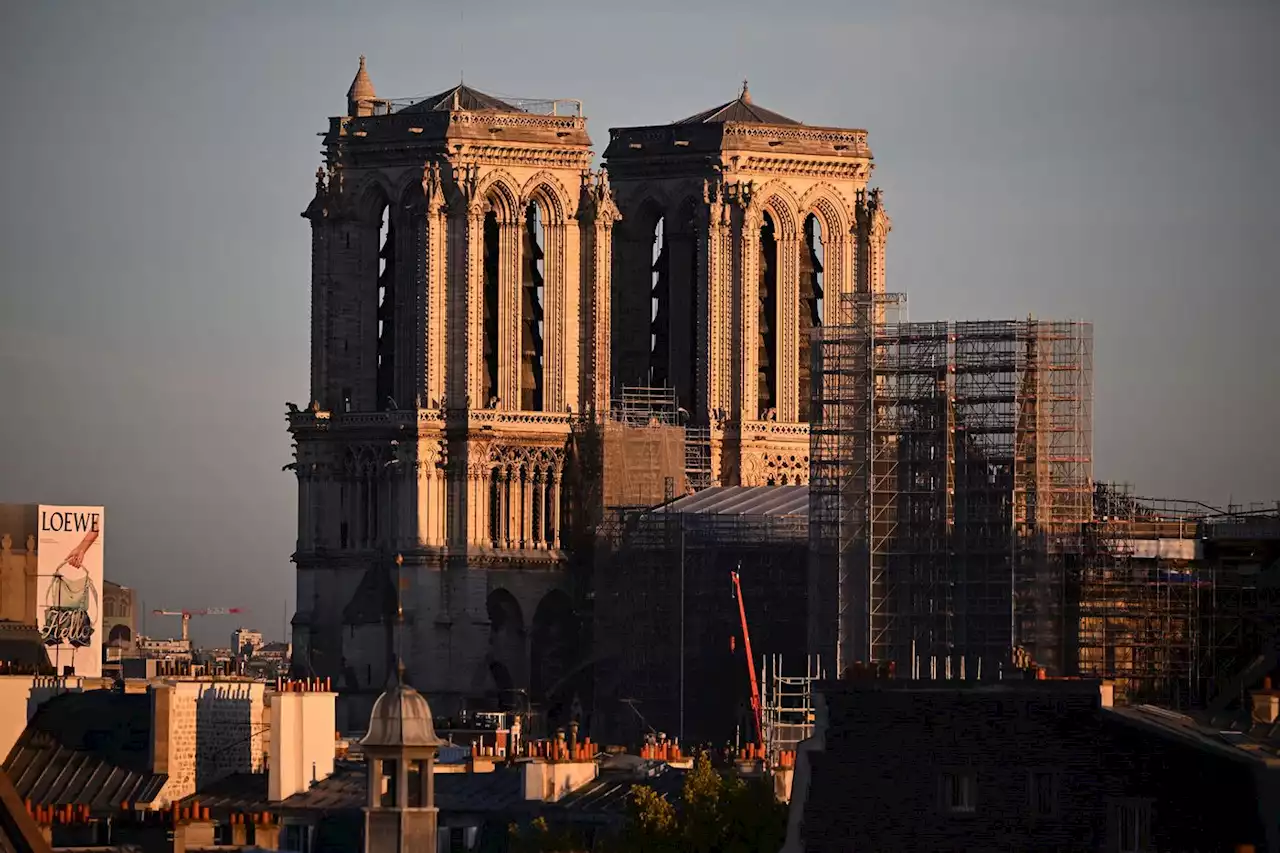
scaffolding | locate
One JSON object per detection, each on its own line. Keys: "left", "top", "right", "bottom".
{"left": 596, "top": 502, "right": 809, "bottom": 746}
{"left": 760, "top": 654, "right": 826, "bottom": 768}
{"left": 1075, "top": 484, "right": 1205, "bottom": 707}
{"left": 810, "top": 296, "right": 1094, "bottom": 677}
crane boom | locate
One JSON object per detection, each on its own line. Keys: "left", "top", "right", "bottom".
{"left": 731, "top": 570, "right": 763, "bottom": 746}
{"left": 151, "top": 608, "right": 245, "bottom": 642}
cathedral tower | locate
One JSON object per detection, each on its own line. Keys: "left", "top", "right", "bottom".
{"left": 289, "top": 59, "right": 616, "bottom": 723}
{"left": 602, "top": 83, "right": 889, "bottom": 486}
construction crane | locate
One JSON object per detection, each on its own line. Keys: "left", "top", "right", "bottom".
{"left": 151, "top": 608, "right": 244, "bottom": 643}
{"left": 730, "top": 568, "right": 763, "bottom": 745}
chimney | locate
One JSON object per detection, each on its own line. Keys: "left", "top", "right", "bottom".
{"left": 268, "top": 680, "right": 337, "bottom": 801}
{"left": 1250, "top": 677, "right": 1278, "bottom": 725}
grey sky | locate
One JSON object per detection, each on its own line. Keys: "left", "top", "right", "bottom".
{"left": 1, "top": 1, "right": 1275, "bottom": 645}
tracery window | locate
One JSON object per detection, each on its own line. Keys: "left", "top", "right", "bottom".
{"left": 482, "top": 211, "right": 500, "bottom": 407}
{"left": 376, "top": 204, "right": 396, "bottom": 411}
{"left": 798, "top": 213, "right": 825, "bottom": 422}
{"left": 758, "top": 212, "right": 779, "bottom": 416}
{"left": 520, "top": 202, "right": 546, "bottom": 411}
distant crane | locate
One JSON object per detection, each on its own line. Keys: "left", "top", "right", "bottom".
{"left": 152, "top": 608, "right": 245, "bottom": 643}
{"left": 730, "top": 568, "right": 763, "bottom": 745}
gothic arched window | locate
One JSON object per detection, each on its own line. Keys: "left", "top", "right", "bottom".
{"left": 521, "top": 202, "right": 546, "bottom": 411}
{"left": 376, "top": 203, "right": 396, "bottom": 411}
{"left": 799, "top": 213, "right": 825, "bottom": 422}
{"left": 649, "top": 216, "right": 669, "bottom": 388}
{"left": 482, "top": 210, "right": 500, "bottom": 407}
{"left": 758, "top": 212, "right": 779, "bottom": 416}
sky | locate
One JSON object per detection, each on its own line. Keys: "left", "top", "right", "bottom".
{"left": 1, "top": 1, "right": 1275, "bottom": 645}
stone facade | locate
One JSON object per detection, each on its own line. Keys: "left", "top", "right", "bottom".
{"left": 290, "top": 63, "right": 888, "bottom": 726}
{"left": 151, "top": 679, "right": 268, "bottom": 805}
{"left": 602, "top": 83, "right": 889, "bottom": 487}
{"left": 289, "top": 61, "right": 614, "bottom": 725}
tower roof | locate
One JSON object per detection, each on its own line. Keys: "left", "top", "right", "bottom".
{"left": 674, "top": 80, "right": 802, "bottom": 126}
{"left": 400, "top": 83, "right": 525, "bottom": 115}
{"left": 346, "top": 55, "right": 376, "bottom": 104}
{"left": 361, "top": 681, "right": 444, "bottom": 749}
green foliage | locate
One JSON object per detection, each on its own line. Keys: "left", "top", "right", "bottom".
{"left": 611, "top": 752, "right": 789, "bottom": 853}
{"left": 509, "top": 816, "right": 588, "bottom": 853}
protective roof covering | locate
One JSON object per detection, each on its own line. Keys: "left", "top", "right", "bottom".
{"left": 659, "top": 486, "right": 809, "bottom": 519}
{"left": 3, "top": 692, "right": 166, "bottom": 808}
{"left": 674, "top": 81, "right": 802, "bottom": 126}
{"left": 399, "top": 83, "right": 524, "bottom": 114}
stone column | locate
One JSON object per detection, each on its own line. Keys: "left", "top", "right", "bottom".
{"left": 542, "top": 221, "right": 564, "bottom": 412}
{"left": 777, "top": 236, "right": 801, "bottom": 423}
{"left": 505, "top": 468, "right": 519, "bottom": 550}
{"left": 502, "top": 220, "right": 522, "bottom": 410}
{"left": 739, "top": 213, "right": 761, "bottom": 423}
{"left": 521, "top": 467, "right": 534, "bottom": 548}
{"left": 705, "top": 182, "right": 732, "bottom": 419}
{"left": 532, "top": 471, "right": 547, "bottom": 548}
{"left": 549, "top": 471, "right": 562, "bottom": 549}
{"left": 468, "top": 466, "right": 485, "bottom": 547}
{"left": 464, "top": 204, "right": 487, "bottom": 408}
{"left": 580, "top": 173, "right": 618, "bottom": 415}
{"left": 422, "top": 166, "right": 449, "bottom": 407}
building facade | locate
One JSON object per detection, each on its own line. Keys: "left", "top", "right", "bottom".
{"left": 289, "top": 61, "right": 888, "bottom": 726}
{"left": 603, "top": 83, "right": 889, "bottom": 487}
{"left": 288, "top": 59, "right": 617, "bottom": 725}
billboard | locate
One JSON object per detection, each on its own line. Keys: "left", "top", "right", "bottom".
{"left": 35, "top": 505, "right": 104, "bottom": 677}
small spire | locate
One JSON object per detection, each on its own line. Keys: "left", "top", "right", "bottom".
{"left": 347, "top": 54, "right": 377, "bottom": 117}
{"left": 741, "top": 79, "right": 752, "bottom": 104}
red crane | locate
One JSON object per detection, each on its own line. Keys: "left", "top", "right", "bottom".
{"left": 152, "top": 608, "right": 244, "bottom": 643}
{"left": 731, "top": 569, "right": 763, "bottom": 745}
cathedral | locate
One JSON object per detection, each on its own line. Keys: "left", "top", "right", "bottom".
{"left": 287, "top": 57, "right": 889, "bottom": 729}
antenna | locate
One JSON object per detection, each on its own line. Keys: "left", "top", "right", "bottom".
{"left": 459, "top": 6, "right": 465, "bottom": 85}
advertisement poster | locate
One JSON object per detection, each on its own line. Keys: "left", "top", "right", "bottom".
{"left": 36, "top": 505, "right": 103, "bottom": 677}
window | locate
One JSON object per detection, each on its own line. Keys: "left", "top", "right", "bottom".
{"left": 757, "top": 212, "right": 778, "bottom": 417}
{"left": 520, "top": 202, "right": 546, "bottom": 411}
{"left": 280, "top": 824, "right": 312, "bottom": 853}
{"left": 407, "top": 758, "right": 427, "bottom": 807}
{"left": 649, "top": 215, "right": 668, "bottom": 387}
{"left": 1029, "top": 770, "right": 1057, "bottom": 817}
{"left": 379, "top": 758, "right": 399, "bottom": 807}
{"left": 442, "top": 826, "right": 479, "bottom": 852}
{"left": 375, "top": 203, "right": 396, "bottom": 411}
{"left": 1110, "top": 799, "right": 1151, "bottom": 853}
{"left": 798, "top": 213, "right": 824, "bottom": 422}
{"left": 482, "top": 210, "right": 500, "bottom": 407}
{"left": 940, "top": 770, "right": 976, "bottom": 814}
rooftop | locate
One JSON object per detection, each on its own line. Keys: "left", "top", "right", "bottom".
{"left": 675, "top": 81, "right": 802, "bottom": 126}
{"left": 1109, "top": 704, "right": 1280, "bottom": 766}
{"left": 2, "top": 691, "right": 166, "bottom": 808}
{"left": 398, "top": 83, "right": 523, "bottom": 114}
{"left": 659, "top": 485, "right": 809, "bottom": 518}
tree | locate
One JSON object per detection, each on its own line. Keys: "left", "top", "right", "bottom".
{"left": 611, "top": 752, "right": 788, "bottom": 853}
{"left": 508, "top": 816, "right": 589, "bottom": 853}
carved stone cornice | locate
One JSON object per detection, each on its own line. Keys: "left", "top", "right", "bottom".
{"left": 738, "top": 157, "right": 871, "bottom": 181}
{"left": 722, "top": 122, "right": 869, "bottom": 150}
{"left": 450, "top": 145, "right": 593, "bottom": 171}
